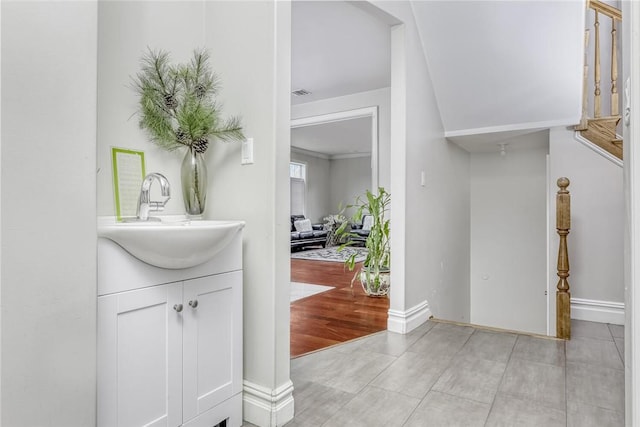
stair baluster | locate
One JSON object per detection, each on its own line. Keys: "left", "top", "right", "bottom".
{"left": 577, "top": 29, "right": 590, "bottom": 131}
{"left": 575, "top": 0, "right": 623, "bottom": 161}
{"left": 556, "top": 178, "right": 571, "bottom": 340}
{"left": 611, "top": 19, "right": 618, "bottom": 116}
{"left": 594, "top": 11, "right": 601, "bottom": 118}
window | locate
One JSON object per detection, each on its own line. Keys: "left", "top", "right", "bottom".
{"left": 290, "top": 162, "right": 306, "bottom": 180}
{"left": 290, "top": 162, "right": 306, "bottom": 216}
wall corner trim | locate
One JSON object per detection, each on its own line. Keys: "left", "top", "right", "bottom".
{"left": 387, "top": 300, "right": 432, "bottom": 334}
{"left": 571, "top": 297, "right": 625, "bottom": 325}
{"left": 243, "top": 379, "right": 294, "bottom": 427}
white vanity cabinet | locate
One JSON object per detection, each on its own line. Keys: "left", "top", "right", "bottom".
{"left": 98, "top": 282, "right": 183, "bottom": 427}
{"left": 97, "top": 230, "right": 243, "bottom": 427}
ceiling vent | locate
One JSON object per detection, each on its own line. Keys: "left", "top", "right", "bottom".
{"left": 292, "top": 89, "right": 311, "bottom": 97}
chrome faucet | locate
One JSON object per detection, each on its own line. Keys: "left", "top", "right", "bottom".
{"left": 137, "top": 173, "right": 171, "bottom": 221}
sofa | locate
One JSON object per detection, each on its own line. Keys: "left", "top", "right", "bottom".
{"left": 348, "top": 214, "right": 372, "bottom": 246}
{"left": 290, "top": 215, "right": 328, "bottom": 251}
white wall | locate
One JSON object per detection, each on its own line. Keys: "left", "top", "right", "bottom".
{"left": 97, "top": 1, "right": 207, "bottom": 217}
{"left": 291, "top": 88, "right": 391, "bottom": 190}
{"left": 0, "top": 1, "right": 3, "bottom": 420}
{"left": 549, "top": 127, "right": 624, "bottom": 328}
{"left": 622, "top": 0, "right": 640, "bottom": 423}
{"left": 290, "top": 150, "right": 331, "bottom": 223}
{"left": 1, "top": 2, "right": 98, "bottom": 425}
{"left": 374, "top": 1, "right": 471, "bottom": 326}
{"left": 202, "top": 2, "right": 293, "bottom": 426}
{"left": 288, "top": 149, "right": 370, "bottom": 223}
{"left": 330, "top": 155, "right": 372, "bottom": 218}
{"left": 470, "top": 140, "right": 548, "bottom": 334}
{"left": 98, "top": 2, "right": 293, "bottom": 425}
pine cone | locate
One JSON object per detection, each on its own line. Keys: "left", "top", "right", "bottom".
{"left": 192, "top": 137, "right": 209, "bottom": 154}
{"left": 164, "top": 94, "right": 178, "bottom": 109}
{"left": 195, "top": 84, "right": 206, "bottom": 99}
{"left": 175, "top": 128, "right": 189, "bottom": 145}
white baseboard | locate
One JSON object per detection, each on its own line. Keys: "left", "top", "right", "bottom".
{"left": 571, "top": 297, "right": 625, "bottom": 325}
{"left": 387, "top": 300, "right": 432, "bottom": 334}
{"left": 243, "top": 379, "right": 294, "bottom": 427}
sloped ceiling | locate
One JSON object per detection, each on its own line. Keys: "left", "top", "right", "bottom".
{"left": 411, "top": 0, "right": 586, "bottom": 137}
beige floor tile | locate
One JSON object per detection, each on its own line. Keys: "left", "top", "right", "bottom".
{"left": 370, "top": 350, "right": 451, "bottom": 398}
{"left": 511, "top": 334, "right": 565, "bottom": 366}
{"left": 457, "top": 330, "right": 517, "bottom": 363}
{"left": 404, "top": 391, "right": 490, "bottom": 427}
{"left": 566, "top": 361, "right": 625, "bottom": 413}
{"left": 572, "top": 319, "right": 614, "bottom": 341}
{"left": 281, "top": 319, "right": 626, "bottom": 427}
{"left": 485, "top": 393, "right": 565, "bottom": 427}
{"left": 567, "top": 400, "right": 624, "bottom": 427}
{"left": 566, "top": 336, "right": 623, "bottom": 370}
{"left": 499, "top": 358, "right": 565, "bottom": 410}
{"left": 608, "top": 323, "right": 624, "bottom": 339}
{"left": 322, "top": 386, "right": 420, "bottom": 427}
{"left": 432, "top": 354, "right": 507, "bottom": 404}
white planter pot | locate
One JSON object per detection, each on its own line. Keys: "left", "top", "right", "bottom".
{"left": 359, "top": 268, "right": 390, "bottom": 297}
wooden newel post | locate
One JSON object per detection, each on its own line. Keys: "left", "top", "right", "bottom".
{"left": 556, "top": 177, "right": 571, "bottom": 339}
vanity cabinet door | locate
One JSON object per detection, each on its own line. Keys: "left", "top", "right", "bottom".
{"left": 98, "top": 283, "right": 183, "bottom": 427}
{"left": 182, "top": 271, "right": 242, "bottom": 424}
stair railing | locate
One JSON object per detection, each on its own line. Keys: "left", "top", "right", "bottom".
{"left": 577, "top": 0, "right": 622, "bottom": 129}
{"left": 556, "top": 178, "right": 571, "bottom": 339}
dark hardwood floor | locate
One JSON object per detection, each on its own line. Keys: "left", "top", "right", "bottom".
{"left": 290, "top": 258, "right": 389, "bottom": 358}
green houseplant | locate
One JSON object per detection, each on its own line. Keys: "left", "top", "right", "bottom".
{"left": 337, "top": 187, "right": 391, "bottom": 297}
{"left": 132, "top": 48, "right": 245, "bottom": 217}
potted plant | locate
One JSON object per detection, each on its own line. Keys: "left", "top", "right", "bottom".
{"left": 337, "top": 187, "right": 391, "bottom": 297}
{"left": 323, "top": 212, "right": 348, "bottom": 247}
{"left": 132, "top": 48, "right": 245, "bottom": 217}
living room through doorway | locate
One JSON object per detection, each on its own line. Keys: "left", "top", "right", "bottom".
{"left": 289, "top": 110, "right": 389, "bottom": 357}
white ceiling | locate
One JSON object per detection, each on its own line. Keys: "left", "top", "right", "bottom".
{"left": 291, "top": 1, "right": 585, "bottom": 154}
{"left": 447, "top": 129, "right": 549, "bottom": 154}
{"left": 291, "top": 1, "right": 390, "bottom": 105}
{"left": 291, "top": 1, "right": 390, "bottom": 155}
{"left": 291, "top": 117, "right": 373, "bottom": 157}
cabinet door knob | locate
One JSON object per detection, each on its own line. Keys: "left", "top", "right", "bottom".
{"left": 173, "top": 304, "right": 183, "bottom": 313}
{"left": 188, "top": 300, "right": 198, "bottom": 309}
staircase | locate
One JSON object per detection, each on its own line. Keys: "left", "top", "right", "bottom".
{"left": 578, "top": 116, "right": 623, "bottom": 159}
{"left": 575, "top": 0, "right": 623, "bottom": 160}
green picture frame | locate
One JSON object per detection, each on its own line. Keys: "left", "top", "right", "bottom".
{"left": 111, "top": 147, "right": 146, "bottom": 221}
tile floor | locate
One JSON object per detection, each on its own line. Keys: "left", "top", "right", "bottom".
{"left": 247, "top": 319, "right": 625, "bottom": 427}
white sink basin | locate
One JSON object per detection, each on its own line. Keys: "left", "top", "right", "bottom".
{"left": 98, "top": 216, "right": 245, "bottom": 269}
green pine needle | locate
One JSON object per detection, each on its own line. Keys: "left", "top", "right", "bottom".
{"left": 132, "top": 48, "right": 245, "bottom": 153}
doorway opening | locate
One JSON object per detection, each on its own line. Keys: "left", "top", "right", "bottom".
{"left": 289, "top": 0, "right": 397, "bottom": 358}
{"left": 289, "top": 108, "right": 389, "bottom": 357}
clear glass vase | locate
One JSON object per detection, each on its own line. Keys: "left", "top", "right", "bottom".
{"left": 181, "top": 147, "right": 208, "bottom": 218}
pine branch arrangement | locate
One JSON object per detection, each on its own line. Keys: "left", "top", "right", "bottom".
{"left": 132, "top": 48, "right": 245, "bottom": 154}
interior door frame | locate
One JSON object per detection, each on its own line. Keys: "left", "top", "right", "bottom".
{"left": 290, "top": 106, "right": 379, "bottom": 191}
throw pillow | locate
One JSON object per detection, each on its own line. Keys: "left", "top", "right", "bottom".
{"left": 362, "top": 215, "right": 374, "bottom": 231}
{"left": 294, "top": 218, "right": 312, "bottom": 232}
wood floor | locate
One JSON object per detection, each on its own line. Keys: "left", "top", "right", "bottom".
{"left": 290, "top": 258, "right": 389, "bottom": 358}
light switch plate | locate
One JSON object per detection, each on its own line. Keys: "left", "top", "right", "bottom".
{"left": 242, "top": 138, "right": 254, "bottom": 165}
